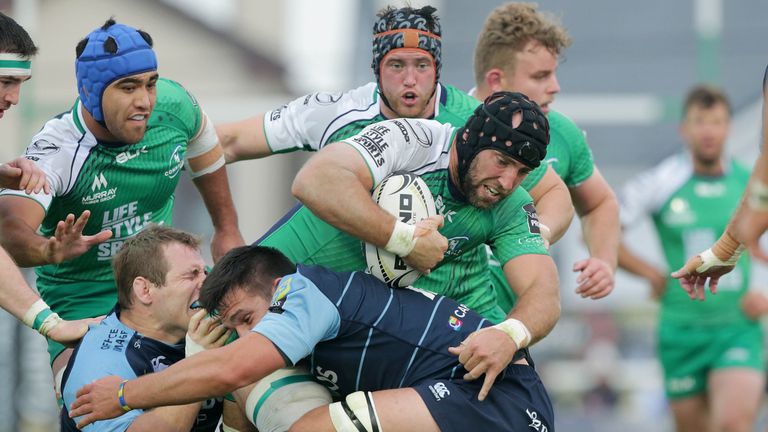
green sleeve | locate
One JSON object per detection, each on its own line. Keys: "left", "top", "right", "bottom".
{"left": 155, "top": 78, "right": 203, "bottom": 140}
{"left": 489, "top": 188, "right": 549, "bottom": 265}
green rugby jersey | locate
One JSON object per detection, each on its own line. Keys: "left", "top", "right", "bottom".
{"left": 259, "top": 119, "right": 548, "bottom": 316}
{"left": 436, "top": 109, "right": 596, "bottom": 315}
{"left": 620, "top": 154, "right": 751, "bottom": 325}
{"left": 1, "top": 78, "right": 203, "bottom": 317}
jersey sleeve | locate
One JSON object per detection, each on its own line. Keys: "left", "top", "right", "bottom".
{"left": 488, "top": 189, "right": 549, "bottom": 266}
{"left": 263, "top": 90, "right": 358, "bottom": 154}
{"left": 341, "top": 119, "right": 454, "bottom": 187}
{"left": 0, "top": 127, "right": 76, "bottom": 212}
{"left": 620, "top": 154, "right": 694, "bottom": 227}
{"left": 251, "top": 273, "right": 341, "bottom": 365}
{"left": 156, "top": 78, "right": 203, "bottom": 140}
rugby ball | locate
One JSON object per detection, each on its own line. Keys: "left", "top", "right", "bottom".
{"left": 365, "top": 173, "right": 437, "bottom": 287}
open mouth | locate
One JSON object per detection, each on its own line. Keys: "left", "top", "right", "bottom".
{"left": 402, "top": 91, "right": 418, "bottom": 105}
{"left": 484, "top": 184, "right": 501, "bottom": 197}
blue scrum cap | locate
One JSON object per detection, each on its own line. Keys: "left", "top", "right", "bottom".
{"left": 75, "top": 21, "right": 157, "bottom": 123}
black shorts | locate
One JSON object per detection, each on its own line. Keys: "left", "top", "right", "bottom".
{"left": 414, "top": 364, "right": 554, "bottom": 432}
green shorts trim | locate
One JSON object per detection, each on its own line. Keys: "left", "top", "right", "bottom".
{"left": 658, "top": 321, "right": 764, "bottom": 399}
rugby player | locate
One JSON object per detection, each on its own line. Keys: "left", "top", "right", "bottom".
{"left": 621, "top": 85, "right": 763, "bottom": 432}
{"left": 69, "top": 245, "right": 555, "bottom": 432}
{"left": 0, "top": 19, "right": 244, "bottom": 397}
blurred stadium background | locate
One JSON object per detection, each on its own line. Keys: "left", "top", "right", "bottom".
{"left": 1, "top": 0, "right": 767, "bottom": 430}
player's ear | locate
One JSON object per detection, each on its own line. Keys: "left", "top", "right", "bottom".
{"left": 485, "top": 68, "right": 505, "bottom": 93}
{"left": 132, "top": 276, "right": 154, "bottom": 305}
{"left": 271, "top": 277, "right": 281, "bottom": 291}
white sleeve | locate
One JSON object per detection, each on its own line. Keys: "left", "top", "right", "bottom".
{"left": 341, "top": 119, "right": 452, "bottom": 187}
{"left": 263, "top": 90, "right": 349, "bottom": 153}
{"left": 619, "top": 154, "right": 692, "bottom": 226}
{"left": 0, "top": 134, "right": 71, "bottom": 211}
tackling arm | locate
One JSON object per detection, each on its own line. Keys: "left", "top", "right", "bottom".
{"left": 70, "top": 332, "right": 286, "bottom": 428}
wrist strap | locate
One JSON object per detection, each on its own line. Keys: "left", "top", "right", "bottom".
{"left": 118, "top": 380, "right": 132, "bottom": 412}
{"left": 492, "top": 318, "right": 532, "bottom": 349}
{"left": 23, "top": 299, "right": 50, "bottom": 329}
{"left": 748, "top": 179, "right": 768, "bottom": 211}
{"left": 384, "top": 221, "right": 417, "bottom": 257}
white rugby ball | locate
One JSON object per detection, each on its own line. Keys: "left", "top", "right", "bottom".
{"left": 365, "top": 173, "right": 436, "bottom": 288}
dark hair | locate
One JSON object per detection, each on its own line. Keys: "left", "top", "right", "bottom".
{"left": 0, "top": 12, "right": 38, "bottom": 57}
{"left": 375, "top": 5, "right": 439, "bottom": 30}
{"left": 75, "top": 18, "right": 153, "bottom": 58}
{"left": 200, "top": 246, "right": 297, "bottom": 314}
{"left": 112, "top": 225, "right": 200, "bottom": 309}
{"left": 683, "top": 84, "right": 731, "bottom": 117}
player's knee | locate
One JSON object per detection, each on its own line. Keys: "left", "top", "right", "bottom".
{"left": 328, "top": 391, "right": 382, "bottom": 432}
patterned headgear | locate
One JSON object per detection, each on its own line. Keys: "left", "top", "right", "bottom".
{"left": 75, "top": 21, "right": 157, "bottom": 123}
{"left": 371, "top": 6, "right": 442, "bottom": 82}
{"left": 456, "top": 92, "right": 549, "bottom": 183}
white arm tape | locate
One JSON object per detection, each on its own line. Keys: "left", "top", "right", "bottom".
{"left": 185, "top": 332, "right": 206, "bottom": 357}
{"left": 493, "top": 318, "right": 532, "bottom": 349}
{"left": 384, "top": 221, "right": 417, "bottom": 257}
{"left": 185, "top": 112, "right": 225, "bottom": 178}
{"left": 697, "top": 246, "right": 744, "bottom": 272}
{"left": 22, "top": 298, "right": 49, "bottom": 328}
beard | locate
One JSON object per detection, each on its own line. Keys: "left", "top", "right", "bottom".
{"left": 460, "top": 160, "right": 510, "bottom": 210}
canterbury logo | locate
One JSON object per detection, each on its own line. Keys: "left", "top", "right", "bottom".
{"left": 429, "top": 382, "right": 451, "bottom": 400}
{"left": 91, "top": 173, "right": 108, "bottom": 191}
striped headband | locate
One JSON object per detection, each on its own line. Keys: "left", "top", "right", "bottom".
{"left": 0, "top": 53, "right": 31, "bottom": 76}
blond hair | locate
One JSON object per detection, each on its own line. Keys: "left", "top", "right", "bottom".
{"left": 474, "top": 2, "right": 571, "bottom": 86}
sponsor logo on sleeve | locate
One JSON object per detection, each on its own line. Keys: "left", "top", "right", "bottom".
{"left": 164, "top": 145, "right": 185, "bottom": 178}
{"left": 313, "top": 92, "right": 343, "bottom": 106}
{"left": 268, "top": 277, "right": 292, "bottom": 314}
{"left": 523, "top": 203, "right": 541, "bottom": 234}
{"left": 526, "top": 409, "right": 548, "bottom": 431}
{"left": 349, "top": 124, "right": 391, "bottom": 167}
{"left": 270, "top": 105, "right": 287, "bottom": 122}
{"left": 25, "top": 139, "right": 60, "bottom": 157}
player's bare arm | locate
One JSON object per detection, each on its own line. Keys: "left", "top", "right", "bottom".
{"left": 527, "top": 165, "right": 574, "bottom": 246}
{"left": 217, "top": 115, "right": 272, "bottom": 163}
{"left": 292, "top": 142, "right": 447, "bottom": 273}
{"left": 0, "top": 196, "right": 111, "bottom": 266}
{"left": 450, "top": 254, "right": 560, "bottom": 400}
{"left": 188, "top": 113, "right": 245, "bottom": 262}
{"left": 569, "top": 167, "right": 619, "bottom": 299}
{"left": 618, "top": 242, "right": 667, "bottom": 300}
{"left": 0, "top": 157, "right": 50, "bottom": 194}
{"left": 70, "top": 332, "right": 285, "bottom": 428}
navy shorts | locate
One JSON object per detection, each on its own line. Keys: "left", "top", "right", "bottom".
{"left": 414, "top": 364, "right": 554, "bottom": 432}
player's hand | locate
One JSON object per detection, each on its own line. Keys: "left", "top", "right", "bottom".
{"left": 448, "top": 327, "right": 517, "bottom": 401}
{"left": 671, "top": 252, "right": 734, "bottom": 301}
{"left": 0, "top": 157, "right": 50, "bottom": 194}
{"left": 69, "top": 375, "right": 125, "bottom": 428}
{"left": 44, "top": 211, "right": 113, "bottom": 264}
{"left": 738, "top": 208, "right": 768, "bottom": 262}
{"left": 186, "top": 308, "right": 231, "bottom": 356}
{"left": 404, "top": 215, "right": 448, "bottom": 274}
{"left": 211, "top": 228, "right": 245, "bottom": 263}
{"left": 47, "top": 316, "right": 104, "bottom": 347}
{"left": 573, "top": 257, "right": 614, "bottom": 300}
{"left": 741, "top": 291, "right": 768, "bottom": 321}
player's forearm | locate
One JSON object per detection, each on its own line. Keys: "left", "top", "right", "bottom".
{"left": 579, "top": 196, "right": 620, "bottom": 269}
{"left": 505, "top": 258, "right": 561, "bottom": 344}
{"left": 193, "top": 166, "right": 241, "bottom": 234}
{"left": 617, "top": 242, "right": 662, "bottom": 279}
{"left": 292, "top": 161, "right": 394, "bottom": 248}
{"left": 0, "top": 247, "right": 41, "bottom": 321}
{"left": 0, "top": 214, "right": 50, "bottom": 266}
{"left": 217, "top": 116, "right": 270, "bottom": 163}
{"left": 726, "top": 153, "right": 768, "bottom": 244}
{"left": 128, "top": 403, "right": 202, "bottom": 432}
{"left": 528, "top": 175, "right": 574, "bottom": 245}
{"left": 124, "top": 334, "right": 284, "bottom": 410}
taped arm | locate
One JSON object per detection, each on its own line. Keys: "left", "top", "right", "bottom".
{"left": 527, "top": 165, "right": 574, "bottom": 245}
